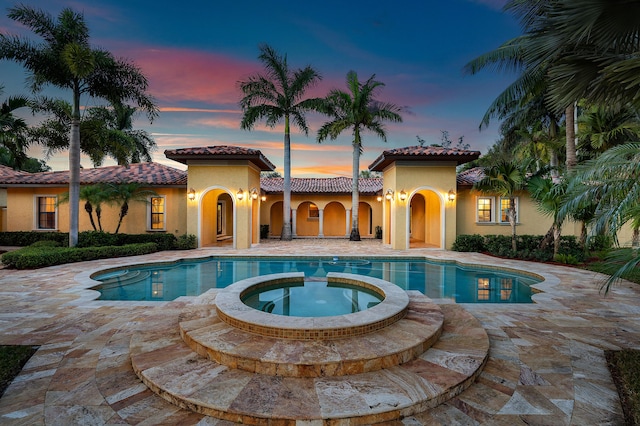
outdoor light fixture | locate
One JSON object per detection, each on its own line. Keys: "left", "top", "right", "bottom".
{"left": 399, "top": 190, "right": 407, "bottom": 201}
{"left": 261, "top": 194, "right": 267, "bottom": 202}
{"left": 250, "top": 188, "right": 259, "bottom": 200}
{"left": 376, "top": 195, "right": 383, "bottom": 202}
{"left": 385, "top": 189, "right": 394, "bottom": 200}
{"left": 187, "top": 188, "right": 196, "bottom": 201}
{"left": 448, "top": 189, "right": 456, "bottom": 202}
{"left": 237, "top": 188, "right": 244, "bottom": 200}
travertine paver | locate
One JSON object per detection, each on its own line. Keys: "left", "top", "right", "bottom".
{"left": 0, "top": 239, "right": 638, "bottom": 424}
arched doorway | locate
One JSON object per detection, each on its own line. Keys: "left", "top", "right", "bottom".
{"left": 201, "top": 189, "right": 234, "bottom": 247}
{"left": 323, "top": 202, "right": 346, "bottom": 237}
{"left": 409, "top": 190, "right": 442, "bottom": 248}
{"left": 296, "top": 201, "right": 319, "bottom": 236}
{"left": 270, "top": 201, "right": 283, "bottom": 238}
{"left": 358, "top": 202, "right": 373, "bottom": 237}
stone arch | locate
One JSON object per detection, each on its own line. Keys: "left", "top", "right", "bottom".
{"left": 296, "top": 201, "right": 320, "bottom": 236}
{"left": 199, "top": 187, "right": 235, "bottom": 247}
{"left": 323, "top": 201, "right": 347, "bottom": 237}
{"left": 408, "top": 188, "right": 444, "bottom": 249}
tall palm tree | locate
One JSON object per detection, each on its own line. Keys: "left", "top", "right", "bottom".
{"left": 238, "top": 44, "right": 323, "bottom": 241}
{"left": 474, "top": 161, "right": 528, "bottom": 251}
{"left": 0, "top": 5, "right": 157, "bottom": 247}
{"left": 527, "top": 176, "right": 567, "bottom": 256}
{"left": 317, "top": 71, "right": 403, "bottom": 241}
{"left": 577, "top": 104, "right": 640, "bottom": 160}
{"left": 0, "top": 86, "right": 30, "bottom": 169}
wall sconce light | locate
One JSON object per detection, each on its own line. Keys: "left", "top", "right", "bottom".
{"left": 376, "top": 195, "right": 383, "bottom": 202}
{"left": 385, "top": 189, "right": 394, "bottom": 200}
{"left": 187, "top": 188, "right": 196, "bottom": 201}
{"left": 399, "top": 190, "right": 407, "bottom": 201}
{"left": 250, "top": 187, "right": 259, "bottom": 200}
{"left": 237, "top": 188, "right": 244, "bottom": 200}
{"left": 261, "top": 194, "right": 267, "bottom": 202}
{"left": 448, "top": 189, "right": 456, "bottom": 202}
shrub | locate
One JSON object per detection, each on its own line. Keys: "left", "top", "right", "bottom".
{"left": 77, "top": 231, "right": 118, "bottom": 247}
{"left": 175, "top": 234, "right": 197, "bottom": 250}
{"left": 588, "top": 235, "right": 614, "bottom": 252}
{"left": 1, "top": 243, "right": 159, "bottom": 269}
{"left": 554, "top": 253, "right": 579, "bottom": 265}
{"left": 260, "top": 225, "right": 270, "bottom": 239}
{"left": 484, "top": 235, "right": 513, "bottom": 254}
{"left": 115, "top": 233, "right": 177, "bottom": 251}
{"left": 0, "top": 232, "right": 68, "bottom": 247}
{"left": 452, "top": 234, "right": 486, "bottom": 252}
{"left": 29, "top": 240, "right": 61, "bottom": 248}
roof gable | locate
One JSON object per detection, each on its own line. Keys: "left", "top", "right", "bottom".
{"left": 369, "top": 145, "right": 481, "bottom": 171}
{"left": 165, "top": 145, "right": 276, "bottom": 171}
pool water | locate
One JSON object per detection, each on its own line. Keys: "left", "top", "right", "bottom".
{"left": 92, "top": 257, "right": 539, "bottom": 303}
{"left": 241, "top": 279, "right": 383, "bottom": 317}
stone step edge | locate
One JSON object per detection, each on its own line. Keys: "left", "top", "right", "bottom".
{"left": 130, "top": 304, "right": 490, "bottom": 424}
{"left": 179, "top": 305, "right": 444, "bottom": 378}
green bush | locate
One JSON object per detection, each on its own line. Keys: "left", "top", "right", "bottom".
{"left": 260, "top": 225, "right": 270, "bottom": 239}
{"left": 115, "top": 233, "right": 177, "bottom": 251}
{"left": 174, "top": 234, "right": 197, "bottom": 249}
{"left": 0, "top": 232, "right": 68, "bottom": 247}
{"left": 554, "top": 253, "right": 579, "bottom": 265}
{"left": 29, "top": 240, "right": 61, "bottom": 248}
{"left": 452, "top": 234, "right": 486, "bottom": 252}
{"left": 77, "top": 231, "right": 118, "bottom": 247}
{"left": 484, "top": 235, "right": 513, "bottom": 254}
{"left": 588, "top": 234, "right": 614, "bottom": 251}
{"left": 1, "top": 243, "right": 159, "bottom": 269}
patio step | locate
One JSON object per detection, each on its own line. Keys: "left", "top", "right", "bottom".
{"left": 130, "top": 293, "right": 489, "bottom": 424}
{"left": 178, "top": 293, "right": 444, "bottom": 377}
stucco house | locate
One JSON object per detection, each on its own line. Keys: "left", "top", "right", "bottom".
{"left": 0, "top": 144, "right": 586, "bottom": 249}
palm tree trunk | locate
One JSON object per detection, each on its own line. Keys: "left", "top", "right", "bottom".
{"left": 509, "top": 199, "right": 517, "bottom": 251}
{"left": 350, "top": 138, "right": 361, "bottom": 241}
{"left": 115, "top": 202, "right": 128, "bottom": 234}
{"left": 84, "top": 202, "right": 97, "bottom": 231}
{"left": 553, "top": 223, "right": 562, "bottom": 257}
{"left": 281, "top": 116, "right": 292, "bottom": 241}
{"left": 565, "top": 104, "right": 577, "bottom": 172}
{"left": 69, "top": 81, "right": 81, "bottom": 247}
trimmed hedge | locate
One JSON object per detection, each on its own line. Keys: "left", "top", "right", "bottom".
{"left": 0, "top": 231, "right": 185, "bottom": 251}
{"left": 1, "top": 243, "right": 159, "bottom": 270}
{"left": 452, "top": 234, "right": 584, "bottom": 263}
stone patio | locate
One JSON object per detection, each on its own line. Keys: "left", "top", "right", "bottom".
{"left": 0, "top": 239, "right": 638, "bottom": 424}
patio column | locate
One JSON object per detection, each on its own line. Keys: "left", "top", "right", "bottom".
{"left": 291, "top": 208, "right": 297, "bottom": 237}
{"left": 345, "top": 208, "right": 351, "bottom": 237}
{"left": 318, "top": 208, "right": 324, "bottom": 238}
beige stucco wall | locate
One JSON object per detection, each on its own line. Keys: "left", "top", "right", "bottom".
{"left": 185, "top": 161, "right": 261, "bottom": 249}
{"left": 455, "top": 188, "right": 581, "bottom": 238}
{"left": 382, "top": 162, "right": 458, "bottom": 249}
{"left": 5, "top": 186, "right": 186, "bottom": 235}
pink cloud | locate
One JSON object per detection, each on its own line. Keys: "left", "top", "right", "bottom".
{"left": 111, "top": 45, "right": 257, "bottom": 105}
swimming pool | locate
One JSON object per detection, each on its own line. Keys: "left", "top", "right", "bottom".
{"left": 92, "top": 256, "right": 539, "bottom": 303}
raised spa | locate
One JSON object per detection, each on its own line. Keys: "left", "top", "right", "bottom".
{"left": 240, "top": 277, "right": 384, "bottom": 317}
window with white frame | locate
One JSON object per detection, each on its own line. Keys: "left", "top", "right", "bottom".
{"left": 499, "top": 197, "right": 518, "bottom": 223}
{"left": 35, "top": 196, "right": 57, "bottom": 230}
{"left": 148, "top": 196, "right": 166, "bottom": 230}
{"left": 476, "top": 197, "right": 493, "bottom": 223}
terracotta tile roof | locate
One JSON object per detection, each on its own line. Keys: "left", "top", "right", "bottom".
{"left": 0, "top": 163, "right": 187, "bottom": 186}
{"left": 165, "top": 145, "right": 276, "bottom": 171}
{"left": 0, "top": 165, "right": 31, "bottom": 179}
{"left": 369, "top": 145, "right": 481, "bottom": 171}
{"left": 456, "top": 167, "right": 484, "bottom": 186}
{"left": 261, "top": 177, "right": 383, "bottom": 195}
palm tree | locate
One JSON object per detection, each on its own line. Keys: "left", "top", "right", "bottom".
{"left": 58, "top": 184, "right": 109, "bottom": 231}
{"left": 238, "top": 44, "right": 323, "bottom": 241}
{"left": 317, "top": 71, "right": 402, "bottom": 241}
{"left": 104, "top": 182, "right": 157, "bottom": 234}
{"left": 474, "top": 161, "right": 528, "bottom": 252}
{"left": 0, "top": 86, "right": 30, "bottom": 169}
{"left": 0, "top": 5, "right": 157, "bottom": 247}
{"left": 527, "top": 176, "right": 566, "bottom": 256}
{"left": 577, "top": 104, "right": 640, "bottom": 160}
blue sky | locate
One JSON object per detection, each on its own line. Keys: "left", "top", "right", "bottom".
{"left": 0, "top": 0, "right": 520, "bottom": 176}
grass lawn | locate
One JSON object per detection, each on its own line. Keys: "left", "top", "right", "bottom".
{"left": 0, "top": 345, "right": 38, "bottom": 397}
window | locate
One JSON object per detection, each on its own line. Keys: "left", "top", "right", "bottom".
{"left": 476, "top": 197, "right": 493, "bottom": 223}
{"left": 308, "top": 203, "right": 319, "bottom": 219}
{"left": 36, "top": 196, "right": 57, "bottom": 230}
{"left": 499, "top": 197, "right": 518, "bottom": 223}
{"left": 149, "top": 196, "right": 165, "bottom": 230}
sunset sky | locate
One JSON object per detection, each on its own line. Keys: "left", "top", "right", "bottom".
{"left": 0, "top": 0, "right": 520, "bottom": 176}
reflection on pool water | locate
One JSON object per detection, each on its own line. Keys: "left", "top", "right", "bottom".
{"left": 92, "top": 257, "right": 539, "bottom": 303}
{"left": 240, "top": 279, "right": 384, "bottom": 317}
